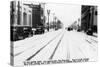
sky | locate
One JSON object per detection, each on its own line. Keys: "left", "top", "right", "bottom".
{"left": 45, "top": 3, "right": 81, "bottom": 27}
{"left": 22, "top": 1, "right": 81, "bottom": 27}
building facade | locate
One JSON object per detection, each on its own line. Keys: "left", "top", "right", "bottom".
{"left": 10, "top": 1, "right": 32, "bottom": 26}
{"left": 81, "top": 5, "right": 97, "bottom": 35}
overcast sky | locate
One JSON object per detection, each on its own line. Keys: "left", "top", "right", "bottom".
{"left": 45, "top": 3, "right": 81, "bottom": 27}
{"left": 22, "top": 1, "right": 81, "bottom": 27}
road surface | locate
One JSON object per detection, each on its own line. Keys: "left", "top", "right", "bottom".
{"left": 12, "top": 29, "right": 98, "bottom": 66}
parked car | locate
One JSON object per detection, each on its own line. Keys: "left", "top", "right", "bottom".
{"left": 35, "top": 26, "right": 44, "bottom": 34}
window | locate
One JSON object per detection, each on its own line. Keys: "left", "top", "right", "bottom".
{"left": 29, "top": 15, "right": 32, "bottom": 26}
{"left": 23, "top": 12, "right": 27, "bottom": 25}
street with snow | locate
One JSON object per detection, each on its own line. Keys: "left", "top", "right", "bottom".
{"left": 13, "top": 29, "right": 98, "bottom": 66}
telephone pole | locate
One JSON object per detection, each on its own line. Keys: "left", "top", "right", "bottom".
{"left": 47, "top": 9, "right": 50, "bottom": 31}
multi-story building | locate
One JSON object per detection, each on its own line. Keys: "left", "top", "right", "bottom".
{"left": 24, "top": 3, "right": 45, "bottom": 34}
{"left": 10, "top": 1, "right": 33, "bottom": 41}
{"left": 81, "top": 5, "right": 97, "bottom": 35}
{"left": 10, "top": 1, "right": 32, "bottom": 26}
{"left": 10, "top": 1, "right": 45, "bottom": 41}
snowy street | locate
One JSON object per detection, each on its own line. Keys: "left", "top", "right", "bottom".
{"left": 13, "top": 29, "right": 97, "bottom": 66}
{"left": 10, "top": 1, "right": 98, "bottom": 66}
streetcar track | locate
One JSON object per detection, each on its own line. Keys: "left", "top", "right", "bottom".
{"left": 66, "top": 41, "right": 70, "bottom": 59}
{"left": 26, "top": 31, "right": 62, "bottom": 61}
{"left": 14, "top": 31, "right": 62, "bottom": 57}
{"left": 14, "top": 35, "right": 49, "bottom": 56}
{"left": 14, "top": 32, "right": 57, "bottom": 48}
{"left": 90, "top": 38, "right": 98, "bottom": 43}
{"left": 86, "top": 39, "right": 92, "bottom": 44}
{"left": 14, "top": 35, "right": 48, "bottom": 48}
{"left": 85, "top": 39, "right": 97, "bottom": 47}
{"left": 49, "top": 33, "right": 65, "bottom": 60}
{"left": 67, "top": 47, "right": 70, "bottom": 59}
{"left": 78, "top": 47, "right": 86, "bottom": 58}
{"left": 14, "top": 51, "right": 24, "bottom": 57}
{"left": 26, "top": 44, "right": 47, "bottom": 61}
{"left": 86, "top": 36, "right": 97, "bottom": 44}
{"left": 85, "top": 39, "right": 97, "bottom": 51}
{"left": 65, "top": 33, "right": 70, "bottom": 60}
{"left": 14, "top": 45, "right": 36, "bottom": 57}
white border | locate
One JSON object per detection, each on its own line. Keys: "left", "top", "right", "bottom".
{"left": 0, "top": 0, "right": 100, "bottom": 67}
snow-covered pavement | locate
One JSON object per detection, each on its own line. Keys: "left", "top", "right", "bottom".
{"left": 13, "top": 29, "right": 98, "bottom": 66}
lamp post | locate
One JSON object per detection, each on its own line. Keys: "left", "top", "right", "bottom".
{"left": 47, "top": 9, "right": 50, "bottom": 31}
{"left": 53, "top": 13, "right": 55, "bottom": 29}
{"left": 54, "top": 16, "right": 57, "bottom": 30}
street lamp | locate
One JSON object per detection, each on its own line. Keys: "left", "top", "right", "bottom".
{"left": 53, "top": 13, "right": 55, "bottom": 29}
{"left": 47, "top": 9, "right": 50, "bottom": 31}
{"left": 54, "top": 16, "right": 57, "bottom": 30}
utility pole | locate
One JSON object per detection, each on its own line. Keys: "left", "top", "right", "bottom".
{"left": 53, "top": 13, "right": 55, "bottom": 29}
{"left": 54, "top": 16, "right": 57, "bottom": 30}
{"left": 47, "top": 9, "right": 50, "bottom": 31}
